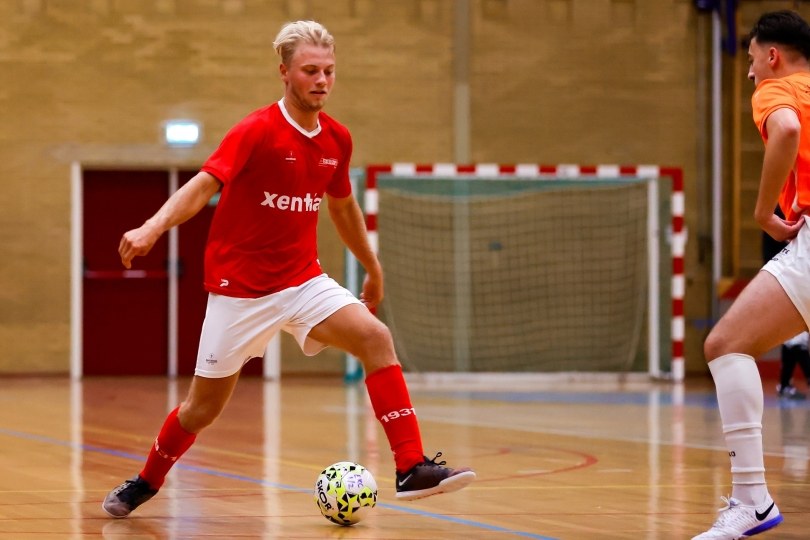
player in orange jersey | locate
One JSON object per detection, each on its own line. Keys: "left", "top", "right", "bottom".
{"left": 693, "top": 10, "right": 810, "bottom": 540}
{"left": 102, "top": 20, "right": 474, "bottom": 519}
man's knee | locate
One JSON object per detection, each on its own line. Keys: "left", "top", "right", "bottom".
{"left": 178, "top": 398, "right": 226, "bottom": 433}
{"left": 346, "top": 321, "right": 397, "bottom": 368}
{"left": 359, "top": 321, "right": 394, "bottom": 353}
{"left": 704, "top": 329, "right": 727, "bottom": 363}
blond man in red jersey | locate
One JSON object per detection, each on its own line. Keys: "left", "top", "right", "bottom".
{"left": 693, "top": 10, "right": 810, "bottom": 540}
{"left": 102, "top": 20, "right": 474, "bottom": 519}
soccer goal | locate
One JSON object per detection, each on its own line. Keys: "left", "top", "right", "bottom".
{"left": 349, "top": 163, "right": 685, "bottom": 383}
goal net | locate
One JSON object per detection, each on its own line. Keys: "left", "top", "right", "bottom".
{"left": 351, "top": 164, "right": 685, "bottom": 382}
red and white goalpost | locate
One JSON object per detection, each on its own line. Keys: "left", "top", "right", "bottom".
{"left": 361, "top": 163, "right": 685, "bottom": 382}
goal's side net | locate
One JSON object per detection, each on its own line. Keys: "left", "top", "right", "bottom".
{"left": 356, "top": 164, "right": 685, "bottom": 382}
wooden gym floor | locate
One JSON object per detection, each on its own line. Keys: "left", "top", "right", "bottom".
{"left": 1, "top": 374, "right": 809, "bottom": 539}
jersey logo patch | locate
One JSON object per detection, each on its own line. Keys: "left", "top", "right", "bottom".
{"left": 260, "top": 191, "right": 322, "bottom": 212}
{"left": 319, "top": 157, "right": 338, "bottom": 168}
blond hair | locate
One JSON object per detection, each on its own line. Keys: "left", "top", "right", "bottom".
{"left": 273, "top": 20, "right": 335, "bottom": 66}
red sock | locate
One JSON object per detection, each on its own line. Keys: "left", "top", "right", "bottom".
{"left": 139, "top": 406, "right": 197, "bottom": 489}
{"left": 365, "top": 364, "right": 424, "bottom": 473}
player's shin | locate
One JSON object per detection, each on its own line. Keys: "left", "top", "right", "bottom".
{"left": 709, "top": 353, "right": 768, "bottom": 505}
{"left": 364, "top": 364, "right": 424, "bottom": 472}
{"left": 139, "top": 406, "right": 197, "bottom": 489}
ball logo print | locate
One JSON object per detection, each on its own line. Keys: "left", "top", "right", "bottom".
{"left": 314, "top": 462, "right": 377, "bottom": 526}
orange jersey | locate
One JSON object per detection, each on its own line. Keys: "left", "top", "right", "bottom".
{"left": 752, "top": 72, "right": 810, "bottom": 221}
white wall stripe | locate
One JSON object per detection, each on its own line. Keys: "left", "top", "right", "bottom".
{"left": 70, "top": 162, "right": 83, "bottom": 380}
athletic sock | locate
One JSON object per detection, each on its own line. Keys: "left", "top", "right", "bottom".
{"left": 365, "top": 364, "right": 424, "bottom": 473}
{"left": 708, "top": 353, "right": 768, "bottom": 505}
{"left": 139, "top": 406, "right": 197, "bottom": 489}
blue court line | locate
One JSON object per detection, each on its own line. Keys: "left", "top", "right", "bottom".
{"left": 0, "top": 427, "right": 558, "bottom": 540}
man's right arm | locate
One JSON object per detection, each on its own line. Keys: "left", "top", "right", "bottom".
{"left": 755, "top": 107, "right": 805, "bottom": 242}
{"left": 119, "top": 171, "right": 222, "bottom": 268}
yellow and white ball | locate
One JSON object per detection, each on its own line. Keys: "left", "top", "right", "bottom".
{"left": 314, "top": 461, "right": 377, "bottom": 526}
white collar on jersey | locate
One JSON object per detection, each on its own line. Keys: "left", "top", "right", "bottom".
{"left": 278, "top": 98, "right": 322, "bottom": 138}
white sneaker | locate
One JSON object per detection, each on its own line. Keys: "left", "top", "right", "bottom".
{"left": 692, "top": 496, "right": 783, "bottom": 539}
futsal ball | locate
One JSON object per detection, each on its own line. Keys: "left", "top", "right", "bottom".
{"left": 314, "top": 461, "right": 377, "bottom": 526}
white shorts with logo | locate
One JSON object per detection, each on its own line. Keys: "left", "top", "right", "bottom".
{"left": 762, "top": 215, "right": 810, "bottom": 328}
{"left": 195, "top": 274, "right": 362, "bottom": 378}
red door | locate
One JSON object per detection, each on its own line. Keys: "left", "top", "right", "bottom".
{"left": 82, "top": 168, "right": 265, "bottom": 377}
{"left": 82, "top": 170, "right": 170, "bottom": 375}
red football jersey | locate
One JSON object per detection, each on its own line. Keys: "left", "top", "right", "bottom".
{"left": 200, "top": 99, "right": 353, "bottom": 298}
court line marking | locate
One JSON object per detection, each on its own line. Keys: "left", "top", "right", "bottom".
{"left": 0, "top": 427, "right": 559, "bottom": 540}
{"left": 323, "top": 403, "right": 806, "bottom": 459}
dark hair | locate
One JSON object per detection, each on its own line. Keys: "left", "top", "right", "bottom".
{"left": 747, "top": 10, "right": 810, "bottom": 59}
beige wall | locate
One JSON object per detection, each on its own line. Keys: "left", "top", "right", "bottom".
{"left": 0, "top": 0, "right": 731, "bottom": 376}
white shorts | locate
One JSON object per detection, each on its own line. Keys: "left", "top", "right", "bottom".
{"left": 762, "top": 215, "right": 810, "bottom": 329}
{"left": 195, "top": 274, "right": 362, "bottom": 378}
